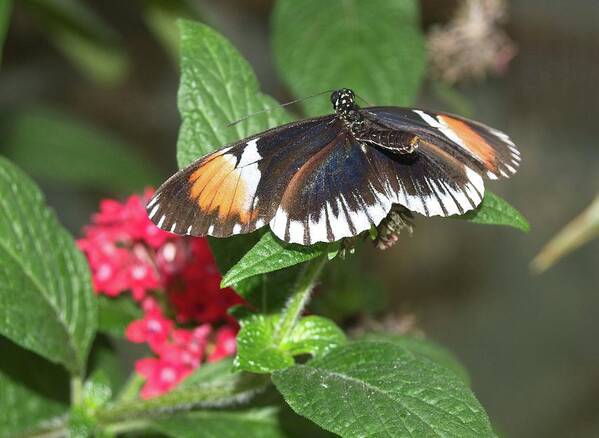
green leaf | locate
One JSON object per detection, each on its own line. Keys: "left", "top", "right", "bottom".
{"left": 97, "top": 295, "right": 143, "bottom": 338}
{"left": 221, "top": 232, "right": 337, "bottom": 288}
{"left": 87, "top": 336, "right": 127, "bottom": 395}
{"left": 0, "top": 157, "right": 97, "bottom": 374}
{"left": 273, "top": 341, "right": 495, "bottom": 438}
{"left": 0, "top": 0, "right": 11, "bottom": 64}
{"left": 143, "top": 0, "right": 197, "bottom": 60}
{"left": 362, "top": 334, "right": 470, "bottom": 384}
{"left": 153, "top": 407, "right": 285, "bottom": 438}
{"left": 234, "top": 314, "right": 294, "bottom": 373}
{"left": 176, "top": 19, "right": 291, "bottom": 168}
{"left": 0, "top": 336, "right": 69, "bottom": 436}
{"left": 235, "top": 314, "right": 345, "bottom": 374}
{"left": 460, "top": 191, "right": 529, "bottom": 232}
{"left": 23, "top": 0, "right": 128, "bottom": 85}
{"left": 314, "top": 256, "right": 388, "bottom": 321}
{"left": 51, "top": 29, "right": 128, "bottom": 85}
{"left": 283, "top": 315, "right": 346, "bottom": 357}
{"left": 235, "top": 266, "right": 302, "bottom": 313}
{"left": 1, "top": 107, "right": 161, "bottom": 193}
{"left": 273, "top": 0, "right": 426, "bottom": 116}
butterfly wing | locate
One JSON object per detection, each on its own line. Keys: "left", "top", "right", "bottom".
{"left": 270, "top": 124, "right": 395, "bottom": 244}
{"left": 362, "top": 107, "right": 521, "bottom": 180}
{"left": 146, "top": 115, "right": 338, "bottom": 237}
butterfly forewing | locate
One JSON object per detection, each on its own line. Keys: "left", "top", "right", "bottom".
{"left": 362, "top": 107, "right": 520, "bottom": 180}
{"left": 146, "top": 115, "right": 337, "bottom": 238}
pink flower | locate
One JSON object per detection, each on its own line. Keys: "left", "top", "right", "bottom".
{"left": 81, "top": 190, "right": 243, "bottom": 399}
{"left": 208, "top": 326, "right": 237, "bottom": 362}
{"left": 135, "top": 357, "right": 191, "bottom": 399}
{"left": 78, "top": 189, "right": 172, "bottom": 300}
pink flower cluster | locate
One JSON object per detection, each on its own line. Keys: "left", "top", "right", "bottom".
{"left": 79, "top": 190, "right": 242, "bottom": 398}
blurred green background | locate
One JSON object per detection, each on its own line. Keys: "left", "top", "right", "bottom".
{"left": 1, "top": 1, "right": 597, "bottom": 437}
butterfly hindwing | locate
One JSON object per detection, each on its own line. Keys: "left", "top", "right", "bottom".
{"left": 270, "top": 122, "right": 395, "bottom": 244}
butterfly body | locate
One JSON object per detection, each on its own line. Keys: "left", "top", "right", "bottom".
{"left": 147, "top": 89, "right": 520, "bottom": 245}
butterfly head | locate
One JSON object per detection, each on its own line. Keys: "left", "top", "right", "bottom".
{"left": 331, "top": 88, "right": 356, "bottom": 114}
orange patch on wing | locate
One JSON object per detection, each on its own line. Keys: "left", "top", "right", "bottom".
{"left": 438, "top": 115, "right": 497, "bottom": 170}
{"left": 188, "top": 154, "right": 256, "bottom": 223}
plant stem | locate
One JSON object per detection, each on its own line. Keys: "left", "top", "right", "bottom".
{"left": 95, "top": 372, "right": 269, "bottom": 425}
{"left": 70, "top": 375, "right": 83, "bottom": 406}
{"left": 115, "top": 372, "right": 145, "bottom": 402}
{"left": 274, "top": 255, "right": 328, "bottom": 345}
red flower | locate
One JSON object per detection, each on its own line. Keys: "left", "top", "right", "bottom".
{"left": 80, "top": 190, "right": 243, "bottom": 399}
{"left": 135, "top": 357, "right": 191, "bottom": 399}
{"left": 208, "top": 326, "right": 237, "bottom": 363}
{"left": 125, "top": 298, "right": 173, "bottom": 351}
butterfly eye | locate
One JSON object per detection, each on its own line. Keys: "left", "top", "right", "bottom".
{"left": 330, "top": 90, "right": 340, "bottom": 105}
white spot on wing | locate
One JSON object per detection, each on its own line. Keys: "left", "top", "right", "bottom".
{"left": 238, "top": 138, "right": 262, "bottom": 167}
{"left": 208, "top": 224, "right": 215, "bottom": 234}
{"left": 414, "top": 110, "right": 469, "bottom": 152}
{"left": 308, "top": 208, "right": 329, "bottom": 244}
{"left": 157, "top": 215, "right": 166, "bottom": 228}
{"left": 149, "top": 205, "right": 159, "bottom": 220}
{"left": 187, "top": 225, "right": 193, "bottom": 235}
{"left": 288, "top": 220, "right": 304, "bottom": 243}
{"left": 147, "top": 194, "right": 160, "bottom": 208}
{"left": 170, "top": 223, "right": 177, "bottom": 233}
{"left": 270, "top": 208, "right": 289, "bottom": 242}
{"left": 464, "top": 166, "right": 484, "bottom": 197}
{"left": 487, "top": 171, "right": 499, "bottom": 180}
{"left": 232, "top": 224, "right": 242, "bottom": 234}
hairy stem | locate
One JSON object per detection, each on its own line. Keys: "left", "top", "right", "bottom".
{"left": 274, "top": 255, "right": 327, "bottom": 345}
{"left": 95, "top": 372, "right": 269, "bottom": 425}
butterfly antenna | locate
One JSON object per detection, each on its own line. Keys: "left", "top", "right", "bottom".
{"left": 227, "top": 89, "right": 336, "bottom": 127}
{"left": 355, "top": 93, "right": 373, "bottom": 107}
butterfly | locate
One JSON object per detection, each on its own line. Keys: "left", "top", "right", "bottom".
{"left": 147, "top": 88, "right": 520, "bottom": 245}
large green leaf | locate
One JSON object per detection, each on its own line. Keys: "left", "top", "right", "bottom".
{"left": 0, "top": 0, "right": 11, "bottom": 64}
{"left": 361, "top": 334, "right": 470, "bottom": 384}
{"left": 221, "top": 232, "right": 337, "bottom": 288}
{"left": 153, "top": 408, "right": 285, "bottom": 438}
{"left": 273, "top": 341, "right": 495, "bottom": 438}
{"left": 460, "top": 191, "right": 529, "bottom": 232}
{"left": 176, "top": 19, "right": 291, "bottom": 168}
{"left": 0, "top": 337, "right": 69, "bottom": 437}
{"left": 1, "top": 107, "right": 161, "bottom": 193}
{"left": 273, "top": 0, "right": 426, "bottom": 116}
{"left": 235, "top": 314, "right": 345, "bottom": 374}
{"left": 0, "top": 158, "right": 97, "bottom": 374}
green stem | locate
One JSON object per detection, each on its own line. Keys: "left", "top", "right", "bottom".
{"left": 96, "top": 372, "right": 269, "bottom": 425}
{"left": 115, "top": 372, "right": 145, "bottom": 402}
{"left": 274, "top": 255, "right": 327, "bottom": 345}
{"left": 70, "top": 375, "right": 83, "bottom": 406}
